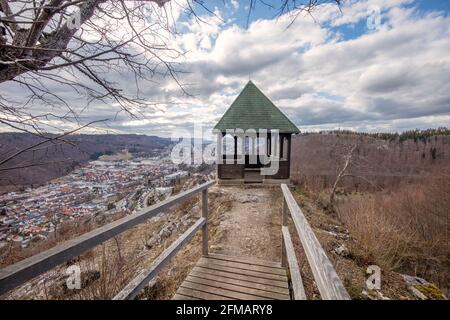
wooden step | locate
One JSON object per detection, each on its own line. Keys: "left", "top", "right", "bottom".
{"left": 173, "top": 254, "right": 290, "bottom": 300}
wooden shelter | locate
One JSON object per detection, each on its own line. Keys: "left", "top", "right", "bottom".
{"left": 214, "top": 81, "right": 300, "bottom": 184}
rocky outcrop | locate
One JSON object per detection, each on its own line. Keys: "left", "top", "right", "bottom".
{"left": 143, "top": 214, "right": 196, "bottom": 250}
{"left": 402, "top": 275, "right": 447, "bottom": 300}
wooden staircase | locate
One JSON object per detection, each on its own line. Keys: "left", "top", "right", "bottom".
{"left": 173, "top": 254, "right": 290, "bottom": 300}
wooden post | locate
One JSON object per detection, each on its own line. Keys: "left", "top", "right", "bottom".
{"left": 216, "top": 132, "right": 222, "bottom": 179}
{"left": 234, "top": 135, "right": 238, "bottom": 163}
{"left": 281, "top": 198, "right": 288, "bottom": 267}
{"left": 202, "top": 189, "right": 208, "bottom": 256}
{"left": 280, "top": 135, "right": 284, "bottom": 160}
{"left": 287, "top": 135, "right": 292, "bottom": 178}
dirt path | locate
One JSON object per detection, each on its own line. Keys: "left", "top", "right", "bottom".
{"left": 210, "top": 186, "right": 282, "bottom": 262}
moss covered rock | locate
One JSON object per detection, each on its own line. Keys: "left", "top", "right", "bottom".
{"left": 402, "top": 274, "right": 447, "bottom": 300}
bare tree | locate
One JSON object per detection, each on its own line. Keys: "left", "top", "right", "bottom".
{"left": 0, "top": 0, "right": 186, "bottom": 173}
{"left": 0, "top": 0, "right": 341, "bottom": 171}
{"left": 329, "top": 138, "right": 381, "bottom": 208}
{"left": 0, "top": 0, "right": 184, "bottom": 128}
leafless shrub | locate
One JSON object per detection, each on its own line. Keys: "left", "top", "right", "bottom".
{"left": 335, "top": 170, "right": 450, "bottom": 294}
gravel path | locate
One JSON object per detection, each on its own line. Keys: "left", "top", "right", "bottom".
{"left": 211, "top": 186, "right": 282, "bottom": 262}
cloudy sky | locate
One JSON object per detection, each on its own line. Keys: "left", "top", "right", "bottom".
{"left": 1, "top": 0, "right": 450, "bottom": 139}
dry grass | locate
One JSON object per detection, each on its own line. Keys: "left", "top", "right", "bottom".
{"left": 335, "top": 173, "right": 449, "bottom": 295}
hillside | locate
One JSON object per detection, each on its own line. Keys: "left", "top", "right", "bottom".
{"left": 290, "top": 132, "right": 449, "bottom": 297}
{"left": 291, "top": 133, "right": 450, "bottom": 190}
{"left": 0, "top": 133, "right": 172, "bottom": 191}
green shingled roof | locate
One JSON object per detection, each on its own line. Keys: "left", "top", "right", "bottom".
{"left": 214, "top": 81, "right": 300, "bottom": 133}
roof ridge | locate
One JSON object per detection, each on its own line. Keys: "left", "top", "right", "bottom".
{"left": 213, "top": 81, "right": 300, "bottom": 133}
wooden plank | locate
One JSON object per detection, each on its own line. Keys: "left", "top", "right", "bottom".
{"left": 208, "top": 253, "right": 282, "bottom": 268}
{"left": 281, "top": 184, "right": 350, "bottom": 300}
{"left": 172, "top": 293, "right": 199, "bottom": 300}
{"left": 189, "top": 270, "right": 289, "bottom": 295}
{"left": 282, "top": 226, "right": 306, "bottom": 300}
{"left": 113, "top": 218, "right": 206, "bottom": 300}
{"left": 185, "top": 275, "right": 288, "bottom": 300}
{"left": 176, "top": 287, "right": 234, "bottom": 300}
{"left": 281, "top": 199, "right": 288, "bottom": 268}
{"left": 182, "top": 281, "right": 269, "bottom": 300}
{"left": 188, "top": 273, "right": 290, "bottom": 298}
{"left": 199, "top": 257, "right": 286, "bottom": 276}
{"left": 0, "top": 180, "right": 215, "bottom": 295}
{"left": 202, "top": 189, "right": 208, "bottom": 256}
{"left": 196, "top": 260, "right": 287, "bottom": 281}
{"left": 193, "top": 266, "right": 289, "bottom": 289}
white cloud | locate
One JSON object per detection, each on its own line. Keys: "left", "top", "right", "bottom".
{"left": 1, "top": 0, "right": 449, "bottom": 136}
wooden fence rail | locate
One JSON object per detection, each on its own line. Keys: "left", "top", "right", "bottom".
{"left": 0, "top": 180, "right": 215, "bottom": 296}
{"left": 113, "top": 217, "right": 206, "bottom": 300}
{"left": 280, "top": 184, "right": 350, "bottom": 300}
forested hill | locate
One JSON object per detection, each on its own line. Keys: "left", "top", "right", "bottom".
{"left": 291, "top": 130, "right": 450, "bottom": 190}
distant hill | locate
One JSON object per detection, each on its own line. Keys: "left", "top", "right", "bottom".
{"left": 0, "top": 133, "right": 173, "bottom": 191}
{"left": 291, "top": 132, "right": 450, "bottom": 191}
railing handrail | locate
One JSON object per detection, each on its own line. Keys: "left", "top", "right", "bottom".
{"left": 0, "top": 180, "right": 215, "bottom": 296}
{"left": 113, "top": 217, "right": 206, "bottom": 300}
{"left": 280, "top": 184, "right": 350, "bottom": 300}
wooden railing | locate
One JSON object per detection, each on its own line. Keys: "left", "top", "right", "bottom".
{"left": 280, "top": 184, "right": 350, "bottom": 300}
{"left": 0, "top": 180, "right": 215, "bottom": 298}
{"left": 1, "top": 180, "right": 349, "bottom": 300}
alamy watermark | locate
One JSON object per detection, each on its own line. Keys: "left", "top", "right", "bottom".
{"left": 366, "top": 5, "right": 382, "bottom": 31}
{"left": 170, "top": 123, "right": 283, "bottom": 175}
{"left": 66, "top": 265, "right": 81, "bottom": 290}
{"left": 366, "top": 265, "right": 381, "bottom": 290}
{"left": 66, "top": 8, "right": 81, "bottom": 31}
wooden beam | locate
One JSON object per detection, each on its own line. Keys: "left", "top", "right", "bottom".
{"left": 234, "top": 135, "right": 238, "bottom": 160}
{"left": 281, "top": 199, "right": 288, "bottom": 268}
{"left": 280, "top": 184, "right": 350, "bottom": 300}
{"left": 188, "top": 271, "right": 289, "bottom": 295}
{"left": 287, "top": 135, "right": 292, "bottom": 178}
{"left": 181, "top": 280, "right": 269, "bottom": 300}
{"left": 113, "top": 217, "right": 206, "bottom": 300}
{"left": 202, "top": 189, "right": 208, "bottom": 256}
{"left": 196, "top": 260, "right": 287, "bottom": 281}
{"left": 192, "top": 266, "right": 289, "bottom": 289}
{"left": 282, "top": 198, "right": 288, "bottom": 226}
{"left": 198, "top": 257, "right": 286, "bottom": 276}
{"left": 207, "top": 253, "right": 282, "bottom": 268}
{"left": 271, "top": 134, "right": 278, "bottom": 158}
{"left": 0, "top": 180, "right": 215, "bottom": 295}
{"left": 280, "top": 136, "right": 284, "bottom": 159}
{"left": 282, "top": 226, "right": 306, "bottom": 300}
{"left": 216, "top": 132, "right": 223, "bottom": 171}
{"left": 184, "top": 275, "right": 289, "bottom": 300}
